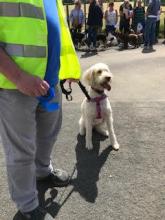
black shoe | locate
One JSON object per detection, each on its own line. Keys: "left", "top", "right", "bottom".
{"left": 37, "top": 169, "right": 70, "bottom": 187}
{"left": 13, "top": 206, "right": 54, "bottom": 220}
{"left": 149, "top": 46, "right": 156, "bottom": 52}
{"left": 142, "top": 46, "right": 149, "bottom": 53}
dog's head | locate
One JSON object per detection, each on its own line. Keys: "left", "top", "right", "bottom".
{"left": 128, "top": 34, "right": 139, "bottom": 46}
{"left": 107, "top": 33, "right": 118, "bottom": 46}
{"left": 82, "top": 63, "right": 113, "bottom": 91}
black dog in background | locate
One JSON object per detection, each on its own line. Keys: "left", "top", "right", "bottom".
{"left": 70, "top": 28, "right": 86, "bottom": 49}
{"left": 70, "top": 29, "right": 120, "bottom": 49}
{"left": 70, "top": 29, "right": 109, "bottom": 49}
{"left": 115, "top": 30, "right": 143, "bottom": 49}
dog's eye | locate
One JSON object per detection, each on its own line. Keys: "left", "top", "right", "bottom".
{"left": 97, "top": 70, "right": 102, "bottom": 74}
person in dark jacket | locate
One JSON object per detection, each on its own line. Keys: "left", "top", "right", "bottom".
{"left": 119, "top": 0, "right": 133, "bottom": 49}
{"left": 87, "top": 0, "right": 103, "bottom": 50}
{"left": 119, "top": 0, "right": 133, "bottom": 34}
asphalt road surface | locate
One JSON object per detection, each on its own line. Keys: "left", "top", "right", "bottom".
{"left": 0, "top": 44, "right": 165, "bottom": 220}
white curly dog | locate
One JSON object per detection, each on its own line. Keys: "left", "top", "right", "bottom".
{"left": 79, "top": 63, "right": 119, "bottom": 151}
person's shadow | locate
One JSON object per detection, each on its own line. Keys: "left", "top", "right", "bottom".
{"left": 37, "top": 179, "right": 61, "bottom": 218}
{"left": 36, "top": 131, "right": 113, "bottom": 218}
{"left": 71, "top": 131, "right": 113, "bottom": 203}
{"left": 81, "top": 51, "right": 98, "bottom": 58}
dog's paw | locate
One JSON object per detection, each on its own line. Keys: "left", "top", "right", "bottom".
{"left": 86, "top": 142, "right": 93, "bottom": 150}
{"left": 112, "top": 142, "right": 120, "bottom": 151}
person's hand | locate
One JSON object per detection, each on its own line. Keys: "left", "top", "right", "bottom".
{"left": 15, "top": 71, "right": 50, "bottom": 97}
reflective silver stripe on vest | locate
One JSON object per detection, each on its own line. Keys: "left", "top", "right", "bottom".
{"left": 0, "top": 42, "right": 46, "bottom": 58}
{"left": 0, "top": 2, "right": 44, "bottom": 19}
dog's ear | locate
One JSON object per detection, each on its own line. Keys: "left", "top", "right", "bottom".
{"left": 82, "top": 67, "right": 93, "bottom": 86}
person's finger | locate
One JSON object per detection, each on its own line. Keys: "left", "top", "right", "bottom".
{"left": 41, "top": 80, "right": 50, "bottom": 91}
{"left": 38, "top": 84, "right": 48, "bottom": 96}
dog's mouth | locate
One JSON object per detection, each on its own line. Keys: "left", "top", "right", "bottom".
{"left": 101, "top": 81, "right": 111, "bottom": 91}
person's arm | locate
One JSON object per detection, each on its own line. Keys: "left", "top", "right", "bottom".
{"left": 104, "top": 10, "right": 108, "bottom": 20}
{"left": 115, "top": 9, "right": 118, "bottom": 24}
{"left": 132, "top": 8, "right": 135, "bottom": 19}
{"left": 87, "top": 10, "right": 90, "bottom": 26}
{"left": 146, "top": 0, "right": 153, "bottom": 16}
{"left": 69, "top": 10, "right": 74, "bottom": 25}
{"left": 96, "top": 4, "right": 103, "bottom": 19}
{"left": 100, "top": 6, "right": 103, "bottom": 19}
{"left": 0, "top": 47, "right": 49, "bottom": 96}
{"left": 129, "top": 4, "right": 133, "bottom": 18}
{"left": 119, "top": 5, "right": 123, "bottom": 17}
{"left": 80, "top": 10, "right": 84, "bottom": 25}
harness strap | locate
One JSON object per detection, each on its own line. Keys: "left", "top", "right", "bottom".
{"left": 77, "top": 81, "right": 107, "bottom": 119}
{"left": 89, "top": 94, "right": 107, "bottom": 119}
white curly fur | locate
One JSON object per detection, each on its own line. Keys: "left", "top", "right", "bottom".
{"left": 79, "top": 63, "right": 119, "bottom": 150}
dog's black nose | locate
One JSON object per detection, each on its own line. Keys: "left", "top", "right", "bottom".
{"left": 106, "top": 77, "right": 111, "bottom": 81}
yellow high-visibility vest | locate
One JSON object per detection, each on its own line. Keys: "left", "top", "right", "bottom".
{"left": 0, "top": 0, "right": 81, "bottom": 89}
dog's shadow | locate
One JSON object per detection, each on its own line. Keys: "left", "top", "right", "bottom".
{"left": 71, "top": 131, "right": 113, "bottom": 203}
{"left": 81, "top": 51, "right": 98, "bottom": 58}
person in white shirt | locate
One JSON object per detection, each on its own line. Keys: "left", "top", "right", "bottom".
{"left": 70, "top": 0, "right": 84, "bottom": 33}
{"left": 104, "top": 2, "right": 118, "bottom": 35}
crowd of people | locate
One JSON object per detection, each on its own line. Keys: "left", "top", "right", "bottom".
{"left": 69, "top": 0, "right": 162, "bottom": 52}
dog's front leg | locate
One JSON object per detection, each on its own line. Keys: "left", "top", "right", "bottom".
{"left": 95, "top": 123, "right": 109, "bottom": 137}
{"left": 79, "top": 116, "right": 86, "bottom": 135}
{"left": 105, "top": 114, "right": 119, "bottom": 150}
{"left": 85, "top": 118, "right": 93, "bottom": 150}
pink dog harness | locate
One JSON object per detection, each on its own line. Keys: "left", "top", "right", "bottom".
{"left": 89, "top": 94, "right": 107, "bottom": 119}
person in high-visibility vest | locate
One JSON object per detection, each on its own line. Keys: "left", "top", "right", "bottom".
{"left": 0, "top": 0, "right": 81, "bottom": 219}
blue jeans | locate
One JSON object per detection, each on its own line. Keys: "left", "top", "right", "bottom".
{"left": 144, "top": 17, "right": 157, "bottom": 47}
{"left": 119, "top": 20, "right": 130, "bottom": 34}
{"left": 105, "top": 25, "right": 116, "bottom": 35}
{"left": 87, "top": 26, "right": 98, "bottom": 47}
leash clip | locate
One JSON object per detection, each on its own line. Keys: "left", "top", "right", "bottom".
{"left": 60, "top": 79, "right": 73, "bottom": 101}
{"left": 66, "top": 93, "right": 73, "bottom": 101}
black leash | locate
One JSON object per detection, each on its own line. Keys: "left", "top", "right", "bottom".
{"left": 56, "top": 163, "right": 77, "bottom": 204}
{"left": 77, "top": 81, "right": 91, "bottom": 101}
{"left": 60, "top": 80, "right": 92, "bottom": 102}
